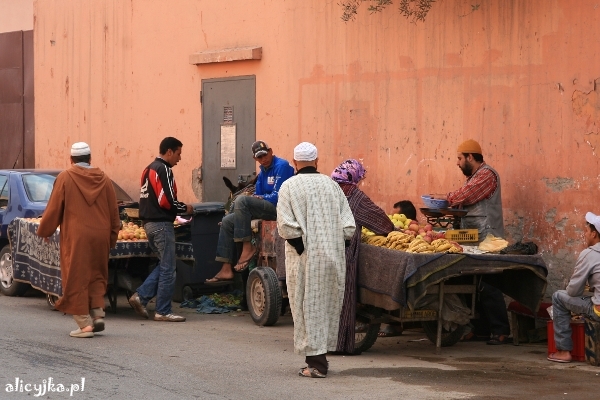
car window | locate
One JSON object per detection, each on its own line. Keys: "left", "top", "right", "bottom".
{"left": 0, "top": 175, "right": 8, "bottom": 210}
{"left": 22, "top": 174, "right": 58, "bottom": 202}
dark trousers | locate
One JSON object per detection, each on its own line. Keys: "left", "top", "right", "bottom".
{"left": 471, "top": 281, "right": 510, "bottom": 337}
{"left": 306, "top": 354, "right": 328, "bottom": 375}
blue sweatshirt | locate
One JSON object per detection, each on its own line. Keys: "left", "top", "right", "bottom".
{"left": 255, "top": 155, "right": 295, "bottom": 206}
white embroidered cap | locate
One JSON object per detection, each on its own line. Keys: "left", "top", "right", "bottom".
{"left": 293, "top": 142, "right": 317, "bottom": 161}
{"left": 585, "top": 212, "right": 600, "bottom": 232}
{"left": 71, "top": 142, "right": 91, "bottom": 156}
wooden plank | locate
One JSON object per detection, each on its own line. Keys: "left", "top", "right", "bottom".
{"left": 189, "top": 46, "right": 262, "bottom": 65}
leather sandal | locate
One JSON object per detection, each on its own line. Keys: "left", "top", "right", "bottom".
{"left": 93, "top": 318, "right": 105, "bottom": 333}
{"left": 298, "top": 367, "right": 326, "bottom": 378}
{"left": 486, "top": 334, "right": 510, "bottom": 345}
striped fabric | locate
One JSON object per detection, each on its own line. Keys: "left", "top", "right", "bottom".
{"left": 336, "top": 183, "right": 395, "bottom": 353}
{"left": 277, "top": 173, "right": 356, "bottom": 356}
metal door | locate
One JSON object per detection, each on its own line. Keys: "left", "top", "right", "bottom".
{"left": 201, "top": 76, "right": 256, "bottom": 202}
{"left": 0, "top": 30, "right": 34, "bottom": 169}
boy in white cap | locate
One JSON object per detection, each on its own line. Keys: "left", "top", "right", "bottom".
{"left": 548, "top": 212, "right": 600, "bottom": 362}
{"left": 277, "top": 142, "right": 356, "bottom": 378}
{"left": 37, "top": 142, "right": 121, "bottom": 338}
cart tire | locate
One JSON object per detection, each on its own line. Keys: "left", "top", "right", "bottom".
{"left": 182, "top": 286, "right": 195, "bottom": 302}
{"left": 46, "top": 294, "right": 59, "bottom": 310}
{"left": 246, "top": 267, "right": 281, "bottom": 326}
{"left": 354, "top": 322, "right": 381, "bottom": 353}
{"left": 422, "top": 321, "right": 466, "bottom": 347}
{"left": 0, "top": 245, "right": 30, "bottom": 297}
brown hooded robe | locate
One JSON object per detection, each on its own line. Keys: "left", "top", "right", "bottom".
{"left": 37, "top": 165, "right": 120, "bottom": 315}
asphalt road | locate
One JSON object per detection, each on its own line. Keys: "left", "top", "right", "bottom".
{"left": 1, "top": 290, "right": 599, "bottom": 400}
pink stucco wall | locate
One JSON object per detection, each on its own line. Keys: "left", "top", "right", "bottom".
{"left": 33, "top": 0, "right": 600, "bottom": 293}
{"left": 0, "top": 0, "right": 33, "bottom": 33}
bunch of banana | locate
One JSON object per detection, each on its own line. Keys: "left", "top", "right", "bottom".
{"left": 385, "top": 231, "right": 413, "bottom": 250}
{"left": 364, "top": 235, "right": 387, "bottom": 247}
{"left": 406, "top": 238, "right": 435, "bottom": 253}
{"left": 431, "top": 238, "right": 462, "bottom": 253}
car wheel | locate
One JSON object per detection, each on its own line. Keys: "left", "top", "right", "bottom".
{"left": 0, "top": 245, "right": 30, "bottom": 296}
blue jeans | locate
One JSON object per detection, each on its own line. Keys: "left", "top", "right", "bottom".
{"left": 215, "top": 196, "right": 277, "bottom": 264}
{"left": 552, "top": 290, "right": 600, "bottom": 351}
{"left": 136, "top": 221, "right": 176, "bottom": 315}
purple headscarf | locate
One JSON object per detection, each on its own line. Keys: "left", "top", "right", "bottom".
{"left": 331, "top": 159, "right": 366, "bottom": 185}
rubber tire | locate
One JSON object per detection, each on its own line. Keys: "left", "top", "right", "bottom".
{"left": 246, "top": 267, "right": 281, "bottom": 326}
{"left": 182, "top": 285, "right": 195, "bottom": 302}
{"left": 0, "top": 244, "right": 30, "bottom": 296}
{"left": 47, "top": 294, "right": 59, "bottom": 311}
{"left": 422, "top": 320, "right": 466, "bottom": 347}
{"left": 354, "top": 321, "right": 381, "bottom": 353}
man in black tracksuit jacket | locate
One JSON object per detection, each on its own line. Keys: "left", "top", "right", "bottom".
{"left": 128, "top": 137, "right": 193, "bottom": 322}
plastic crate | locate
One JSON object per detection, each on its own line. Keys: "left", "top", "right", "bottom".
{"left": 445, "top": 229, "right": 478, "bottom": 243}
{"left": 547, "top": 320, "right": 585, "bottom": 361}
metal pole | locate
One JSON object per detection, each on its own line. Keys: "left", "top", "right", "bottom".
{"left": 436, "top": 280, "right": 445, "bottom": 354}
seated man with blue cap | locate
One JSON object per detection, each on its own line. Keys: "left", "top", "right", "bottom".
{"left": 206, "top": 140, "right": 295, "bottom": 283}
{"left": 548, "top": 211, "right": 600, "bottom": 363}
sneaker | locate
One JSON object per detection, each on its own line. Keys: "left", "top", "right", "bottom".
{"left": 128, "top": 292, "right": 149, "bottom": 319}
{"left": 154, "top": 313, "right": 186, "bottom": 322}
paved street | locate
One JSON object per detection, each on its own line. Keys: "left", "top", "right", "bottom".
{"left": 1, "top": 290, "right": 599, "bottom": 400}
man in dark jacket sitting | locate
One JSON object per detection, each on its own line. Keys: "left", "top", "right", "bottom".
{"left": 206, "top": 140, "right": 294, "bottom": 283}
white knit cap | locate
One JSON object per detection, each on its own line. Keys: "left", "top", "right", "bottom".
{"left": 71, "top": 142, "right": 91, "bottom": 156}
{"left": 293, "top": 142, "right": 318, "bottom": 161}
{"left": 586, "top": 212, "right": 600, "bottom": 232}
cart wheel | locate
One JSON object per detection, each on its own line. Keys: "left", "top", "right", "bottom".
{"left": 246, "top": 267, "right": 281, "bottom": 326}
{"left": 46, "top": 294, "right": 59, "bottom": 311}
{"left": 0, "top": 244, "right": 29, "bottom": 296}
{"left": 182, "top": 285, "right": 195, "bottom": 302}
{"left": 354, "top": 320, "right": 381, "bottom": 353}
{"left": 125, "top": 290, "right": 134, "bottom": 309}
{"left": 422, "top": 321, "right": 466, "bottom": 347}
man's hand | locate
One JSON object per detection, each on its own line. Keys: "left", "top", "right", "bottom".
{"left": 286, "top": 237, "right": 304, "bottom": 256}
{"left": 186, "top": 204, "right": 194, "bottom": 215}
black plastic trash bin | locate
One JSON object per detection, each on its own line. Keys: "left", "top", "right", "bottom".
{"left": 173, "top": 202, "right": 225, "bottom": 301}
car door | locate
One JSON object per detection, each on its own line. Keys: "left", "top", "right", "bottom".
{"left": 0, "top": 173, "right": 9, "bottom": 235}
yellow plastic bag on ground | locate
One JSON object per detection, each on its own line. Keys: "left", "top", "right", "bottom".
{"left": 478, "top": 234, "right": 509, "bottom": 252}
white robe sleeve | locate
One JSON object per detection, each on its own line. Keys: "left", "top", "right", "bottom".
{"left": 276, "top": 180, "right": 304, "bottom": 240}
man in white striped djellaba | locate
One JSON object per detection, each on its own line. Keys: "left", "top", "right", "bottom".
{"left": 277, "top": 142, "right": 356, "bottom": 378}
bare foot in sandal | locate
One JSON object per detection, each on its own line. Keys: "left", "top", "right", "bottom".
{"left": 234, "top": 242, "right": 257, "bottom": 272}
{"left": 206, "top": 263, "right": 234, "bottom": 284}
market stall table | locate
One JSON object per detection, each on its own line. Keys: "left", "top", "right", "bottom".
{"left": 356, "top": 243, "right": 548, "bottom": 351}
{"left": 8, "top": 217, "right": 194, "bottom": 311}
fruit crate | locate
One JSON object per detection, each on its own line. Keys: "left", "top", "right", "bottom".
{"left": 445, "top": 229, "right": 478, "bottom": 243}
{"left": 124, "top": 208, "right": 139, "bottom": 219}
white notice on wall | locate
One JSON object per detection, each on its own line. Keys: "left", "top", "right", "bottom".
{"left": 220, "top": 124, "right": 236, "bottom": 169}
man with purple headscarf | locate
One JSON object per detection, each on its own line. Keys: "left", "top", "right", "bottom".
{"left": 331, "top": 159, "right": 395, "bottom": 354}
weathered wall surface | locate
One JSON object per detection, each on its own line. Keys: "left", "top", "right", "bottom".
{"left": 0, "top": 0, "right": 33, "bottom": 33}
{"left": 33, "top": 0, "right": 600, "bottom": 296}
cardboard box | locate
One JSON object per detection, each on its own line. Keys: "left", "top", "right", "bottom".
{"left": 547, "top": 320, "right": 585, "bottom": 362}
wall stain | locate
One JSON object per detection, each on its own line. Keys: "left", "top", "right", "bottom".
{"left": 542, "top": 177, "right": 574, "bottom": 192}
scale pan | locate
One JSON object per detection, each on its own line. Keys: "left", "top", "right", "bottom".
{"left": 419, "top": 208, "right": 446, "bottom": 218}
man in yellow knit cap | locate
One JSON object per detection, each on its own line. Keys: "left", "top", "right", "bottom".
{"left": 447, "top": 139, "right": 510, "bottom": 345}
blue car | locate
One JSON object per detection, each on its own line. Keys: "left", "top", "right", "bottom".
{"left": 0, "top": 169, "right": 136, "bottom": 296}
